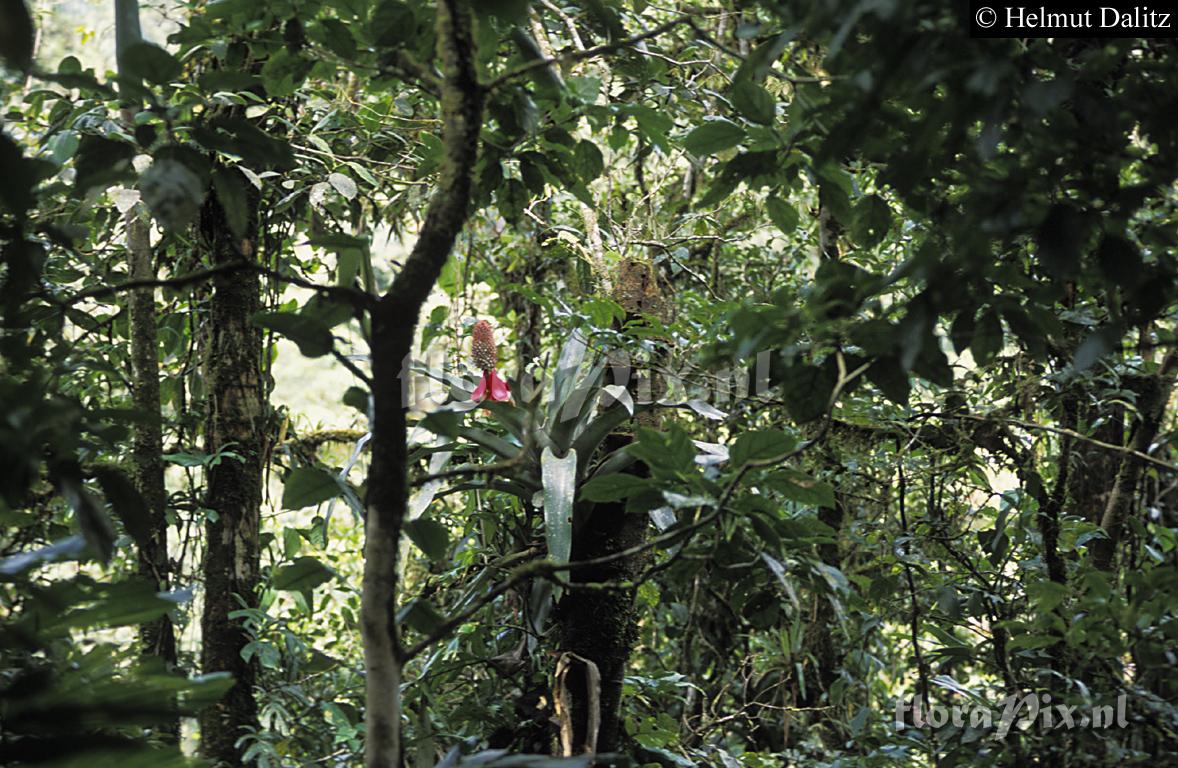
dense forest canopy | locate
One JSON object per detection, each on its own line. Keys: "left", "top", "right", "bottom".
{"left": 2, "top": 1, "right": 1178, "bottom": 766}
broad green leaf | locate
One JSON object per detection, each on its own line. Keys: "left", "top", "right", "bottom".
{"left": 371, "top": 0, "right": 416, "bottom": 48}
{"left": 272, "top": 556, "right": 335, "bottom": 591}
{"left": 253, "top": 311, "right": 333, "bottom": 357}
{"left": 580, "top": 473, "right": 650, "bottom": 503}
{"left": 282, "top": 466, "right": 342, "bottom": 510}
{"left": 397, "top": 598, "right": 445, "bottom": 635}
{"left": 1027, "top": 581, "right": 1069, "bottom": 613}
{"left": 1007, "top": 634, "right": 1061, "bottom": 651}
{"left": 405, "top": 517, "right": 450, "bottom": 562}
{"left": 283, "top": 527, "right": 302, "bottom": 559}
{"left": 766, "top": 197, "right": 799, "bottom": 232}
{"left": 851, "top": 194, "right": 890, "bottom": 248}
{"left": 541, "top": 447, "right": 576, "bottom": 568}
{"left": 74, "top": 135, "right": 135, "bottom": 194}
{"left": 731, "top": 80, "right": 775, "bottom": 124}
{"left": 767, "top": 469, "right": 836, "bottom": 507}
{"left": 775, "top": 360, "right": 837, "bottom": 424}
{"left": 120, "top": 42, "right": 181, "bottom": 84}
{"left": 314, "top": 18, "right": 357, "bottom": 59}
{"left": 343, "top": 386, "right": 369, "bottom": 413}
{"left": 572, "top": 140, "right": 604, "bottom": 182}
{"left": 733, "top": 31, "right": 792, "bottom": 83}
{"left": 191, "top": 116, "right": 295, "bottom": 170}
{"left": 566, "top": 75, "right": 601, "bottom": 103}
{"left": 971, "top": 307, "right": 1003, "bottom": 365}
{"left": 92, "top": 466, "right": 151, "bottom": 550}
{"left": 261, "top": 48, "right": 311, "bottom": 97}
{"left": 212, "top": 167, "right": 249, "bottom": 239}
{"left": 627, "top": 424, "right": 695, "bottom": 476}
{"left": 866, "top": 356, "right": 910, "bottom": 406}
{"left": 683, "top": 119, "right": 745, "bottom": 156}
{"left": 730, "top": 430, "right": 796, "bottom": 468}
{"left": 198, "top": 70, "right": 262, "bottom": 92}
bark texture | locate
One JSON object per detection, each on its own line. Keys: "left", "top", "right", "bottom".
{"left": 127, "top": 214, "right": 179, "bottom": 740}
{"left": 556, "top": 259, "right": 666, "bottom": 755}
{"left": 198, "top": 195, "right": 265, "bottom": 765}
{"left": 557, "top": 470, "right": 648, "bottom": 754}
{"left": 361, "top": 2, "right": 482, "bottom": 765}
{"left": 1092, "top": 349, "right": 1178, "bottom": 570}
{"left": 114, "top": 0, "right": 179, "bottom": 741}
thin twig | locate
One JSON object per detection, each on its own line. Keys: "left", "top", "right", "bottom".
{"left": 487, "top": 15, "right": 696, "bottom": 91}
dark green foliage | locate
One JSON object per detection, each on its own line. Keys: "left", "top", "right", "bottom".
{"left": 4, "top": 1, "right": 1178, "bottom": 766}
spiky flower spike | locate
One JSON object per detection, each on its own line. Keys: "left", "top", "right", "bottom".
{"left": 469, "top": 320, "right": 511, "bottom": 402}
{"left": 471, "top": 320, "right": 498, "bottom": 371}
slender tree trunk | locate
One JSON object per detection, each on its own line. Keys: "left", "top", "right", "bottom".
{"left": 114, "top": 0, "right": 179, "bottom": 741}
{"left": 362, "top": 317, "right": 413, "bottom": 768}
{"left": 786, "top": 496, "right": 844, "bottom": 747}
{"left": 198, "top": 194, "right": 265, "bottom": 765}
{"left": 361, "top": 2, "right": 482, "bottom": 765}
{"left": 1092, "top": 349, "right": 1178, "bottom": 570}
{"left": 128, "top": 215, "right": 179, "bottom": 733}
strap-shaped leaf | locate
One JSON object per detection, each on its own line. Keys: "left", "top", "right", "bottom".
{"left": 541, "top": 447, "right": 577, "bottom": 572}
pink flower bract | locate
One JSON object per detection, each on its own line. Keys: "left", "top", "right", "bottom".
{"left": 472, "top": 369, "right": 511, "bottom": 403}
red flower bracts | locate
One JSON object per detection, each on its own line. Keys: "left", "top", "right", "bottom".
{"left": 470, "top": 320, "right": 511, "bottom": 402}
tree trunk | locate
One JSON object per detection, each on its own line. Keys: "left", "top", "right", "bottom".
{"left": 114, "top": 0, "right": 180, "bottom": 741}
{"left": 360, "top": 2, "right": 482, "bottom": 765}
{"left": 557, "top": 477, "right": 648, "bottom": 755}
{"left": 198, "top": 194, "right": 265, "bottom": 765}
{"left": 127, "top": 214, "right": 179, "bottom": 738}
{"left": 1092, "top": 349, "right": 1178, "bottom": 570}
{"left": 362, "top": 317, "right": 413, "bottom": 768}
{"left": 556, "top": 260, "right": 666, "bottom": 756}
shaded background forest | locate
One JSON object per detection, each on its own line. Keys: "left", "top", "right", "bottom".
{"left": 2, "top": 1, "right": 1178, "bottom": 767}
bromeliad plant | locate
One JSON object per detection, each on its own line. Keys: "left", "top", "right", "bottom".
{"left": 413, "top": 330, "right": 650, "bottom": 560}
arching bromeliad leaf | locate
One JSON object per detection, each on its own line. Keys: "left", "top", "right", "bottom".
{"left": 541, "top": 447, "right": 576, "bottom": 570}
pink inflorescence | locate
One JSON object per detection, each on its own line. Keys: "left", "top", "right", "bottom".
{"left": 470, "top": 320, "right": 511, "bottom": 402}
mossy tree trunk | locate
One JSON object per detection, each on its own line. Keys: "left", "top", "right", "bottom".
{"left": 557, "top": 452, "right": 649, "bottom": 754}
{"left": 114, "top": 0, "right": 179, "bottom": 742}
{"left": 197, "top": 194, "right": 265, "bottom": 765}
{"left": 556, "top": 259, "right": 666, "bottom": 755}
{"left": 127, "top": 214, "right": 179, "bottom": 733}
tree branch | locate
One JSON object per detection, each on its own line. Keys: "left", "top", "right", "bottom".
{"left": 486, "top": 15, "right": 696, "bottom": 91}
{"left": 54, "top": 260, "right": 377, "bottom": 311}
{"left": 362, "top": 1, "right": 484, "bottom": 765}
